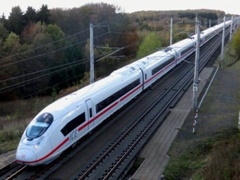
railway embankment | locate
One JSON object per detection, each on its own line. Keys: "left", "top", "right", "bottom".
{"left": 163, "top": 58, "right": 240, "bottom": 178}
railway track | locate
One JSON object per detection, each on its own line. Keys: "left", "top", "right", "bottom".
{"left": 0, "top": 162, "right": 26, "bottom": 180}
{"left": 0, "top": 29, "right": 230, "bottom": 179}
{"left": 69, "top": 31, "right": 228, "bottom": 179}
{"left": 74, "top": 64, "right": 193, "bottom": 179}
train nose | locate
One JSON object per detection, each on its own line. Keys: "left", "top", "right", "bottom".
{"left": 16, "top": 148, "right": 37, "bottom": 163}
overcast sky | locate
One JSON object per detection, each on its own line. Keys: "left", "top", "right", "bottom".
{"left": 1, "top": 0, "right": 240, "bottom": 18}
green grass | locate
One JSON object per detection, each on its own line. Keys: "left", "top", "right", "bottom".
{"left": 217, "top": 43, "right": 240, "bottom": 69}
{"left": 164, "top": 128, "right": 240, "bottom": 179}
{"left": 0, "top": 125, "right": 26, "bottom": 154}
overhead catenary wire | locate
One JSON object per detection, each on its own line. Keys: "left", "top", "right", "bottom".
{"left": 0, "top": 23, "right": 132, "bottom": 68}
{"left": 95, "top": 41, "right": 141, "bottom": 62}
{"left": 22, "top": 72, "right": 85, "bottom": 99}
{"left": 0, "top": 40, "right": 88, "bottom": 68}
{"left": 0, "top": 20, "right": 141, "bottom": 96}
{"left": 0, "top": 27, "right": 90, "bottom": 64}
{"left": 3, "top": 42, "right": 139, "bottom": 95}
{"left": 0, "top": 60, "right": 87, "bottom": 92}
{"left": 0, "top": 38, "right": 141, "bottom": 93}
{"left": 0, "top": 20, "right": 111, "bottom": 68}
{"left": 0, "top": 31, "right": 110, "bottom": 68}
{"left": 0, "top": 58, "right": 88, "bottom": 83}
{"left": 17, "top": 30, "right": 118, "bottom": 98}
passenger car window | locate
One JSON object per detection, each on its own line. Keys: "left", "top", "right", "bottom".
{"left": 61, "top": 112, "right": 86, "bottom": 136}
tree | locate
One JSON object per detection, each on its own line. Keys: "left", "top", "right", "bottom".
{"left": 21, "top": 22, "right": 44, "bottom": 44}
{"left": 6, "top": 6, "right": 24, "bottom": 34}
{"left": 0, "top": 33, "right": 21, "bottom": 99}
{"left": 0, "top": 23, "right": 9, "bottom": 58}
{"left": 44, "top": 24, "right": 65, "bottom": 47}
{"left": 23, "top": 6, "right": 37, "bottom": 24}
{"left": 231, "top": 29, "right": 240, "bottom": 60}
{"left": 0, "top": 13, "right": 6, "bottom": 24}
{"left": 3, "top": 32, "right": 21, "bottom": 54}
{"left": 136, "top": 32, "right": 161, "bottom": 58}
{"left": 0, "top": 22, "right": 9, "bottom": 41}
{"left": 37, "top": 5, "right": 51, "bottom": 24}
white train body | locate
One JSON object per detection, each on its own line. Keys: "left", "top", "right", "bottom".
{"left": 16, "top": 20, "right": 232, "bottom": 165}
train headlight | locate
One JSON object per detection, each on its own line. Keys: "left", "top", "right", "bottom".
{"left": 34, "top": 145, "right": 39, "bottom": 150}
{"left": 34, "top": 136, "right": 45, "bottom": 150}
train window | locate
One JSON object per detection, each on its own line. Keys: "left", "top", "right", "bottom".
{"left": 152, "top": 57, "right": 175, "bottom": 75}
{"left": 89, "top": 108, "right": 92, "bottom": 118}
{"left": 61, "top": 113, "right": 86, "bottom": 136}
{"left": 26, "top": 113, "right": 53, "bottom": 140}
{"left": 130, "top": 67, "right": 136, "bottom": 71}
{"left": 181, "top": 46, "right": 193, "bottom": 56}
{"left": 96, "top": 79, "right": 140, "bottom": 113}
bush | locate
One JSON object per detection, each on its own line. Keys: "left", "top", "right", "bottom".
{"left": 231, "top": 29, "right": 240, "bottom": 60}
{"left": 136, "top": 32, "right": 162, "bottom": 58}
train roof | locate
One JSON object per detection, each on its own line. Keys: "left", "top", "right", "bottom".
{"left": 170, "top": 38, "right": 195, "bottom": 51}
{"left": 36, "top": 93, "right": 79, "bottom": 121}
{"left": 131, "top": 50, "right": 174, "bottom": 69}
{"left": 142, "top": 50, "right": 174, "bottom": 63}
{"left": 111, "top": 63, "right": 141, "bottom": 77}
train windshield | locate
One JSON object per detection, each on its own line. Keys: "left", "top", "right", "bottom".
{"left": 26, "top": 113, "right": 53, "bottom": 140}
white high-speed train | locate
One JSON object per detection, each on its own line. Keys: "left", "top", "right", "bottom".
{"left": 16, "top": 20, "right": 231, "bottom": 165}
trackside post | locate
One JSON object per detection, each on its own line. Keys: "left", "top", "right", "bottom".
{"left": 238, "top": 111, "right": 240, "bottom": 130}
{"left": 192, "top": 109, "right": 198, "bottom": 133}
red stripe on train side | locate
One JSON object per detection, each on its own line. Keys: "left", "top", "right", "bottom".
{"left": 78, "top": 83, "right": 143, "bottom": 131}
{"left": 120, "top": 84, "right": 143, "bottom": 101}
{"left": 145, "top": 59, "right": 177, "bottom": 85}
{"left": 78, "top": 101, "right": 118, "bottom": 131}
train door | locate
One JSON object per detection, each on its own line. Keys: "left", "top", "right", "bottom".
{"left": 140, "top": 69, "right": 145, "bottom": 90}
{"left": 173, "top": 51, "right": 179, "bottom": 65}
{"left": 133, "top": 62, "right": 147, "bottom": 90}
{"left": 85, "top": 99, "right": 94, "bottom": 128}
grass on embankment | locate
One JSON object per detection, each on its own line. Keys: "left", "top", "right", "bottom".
{"left": 164, "top": 128, "right": 240, "bottom": 179}
{"left": 0, "top": 98, "right": 52, "bottom": 154}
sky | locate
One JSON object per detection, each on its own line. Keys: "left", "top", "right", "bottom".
{"left": 1, "top": 0, "right": 240, "bottom": 18}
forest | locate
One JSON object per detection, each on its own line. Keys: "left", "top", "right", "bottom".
{"left": 0, "top": 3, "right": 228, "bottom": 100}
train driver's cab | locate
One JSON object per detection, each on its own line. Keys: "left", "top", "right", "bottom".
{"left": 26, "top": 113, "right": 53, "bottom": 141}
